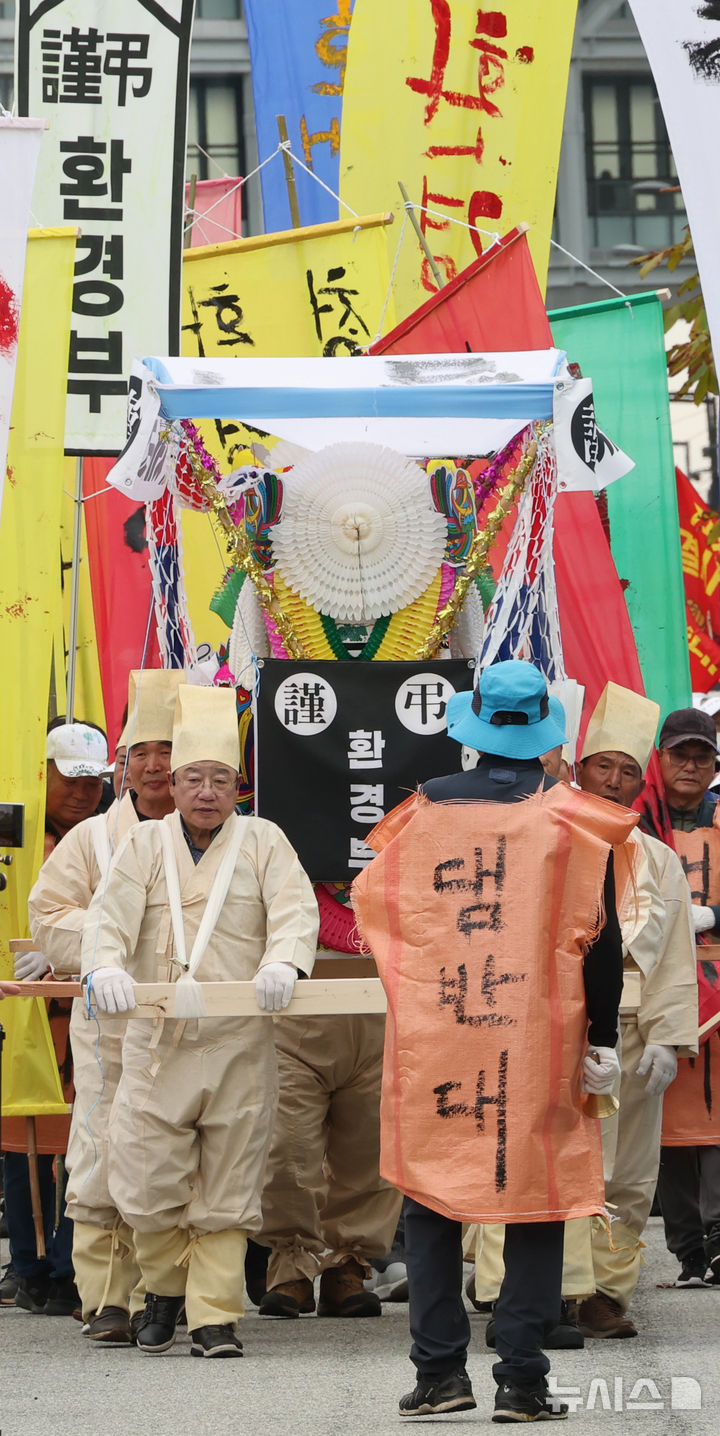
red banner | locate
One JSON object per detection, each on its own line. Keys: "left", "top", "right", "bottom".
{"left": 83, "top": 459, "right": 160, "bottom": 748}
{"left": 185, "top": 177, "right": 243, "bottom": 248}
{"left": 676, "top": 466, "right": 720, "bottom": 692}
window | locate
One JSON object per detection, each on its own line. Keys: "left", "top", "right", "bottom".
{"left": 584, "top": 76, "right": 686, "bottom": 250}
{"left": 195, "top": 0, "right": 243, "bottom": 17}
{"left": 187, "top": 75, "right": 246, "bottom": 186}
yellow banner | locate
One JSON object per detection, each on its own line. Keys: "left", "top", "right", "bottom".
{"left": 339, "top": 0, "right": 577, "bottom": 318}
{"left": 180, "top": 214, "right": 396, "bottom": 649}
{"left": 0, "top": 228, "right": 77, "bottom": 1116}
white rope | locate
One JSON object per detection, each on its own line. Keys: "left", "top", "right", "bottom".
{"left": 404, "top": 194, "right": 631, "bottom": 302}
{"left": 182, "top": 144, "right": 286, "bottom": 235}
{"left": 550, "top": 238, "right": 628, "bottom": 300}
{"left": 280, "top": 141, "right": 360, "bottom": 218}
{"left": 372, "top": 208, "right": 410, "bottom": 345}
{"left": 188, "top": 139, "right": 231, "bottom": 178}
{"left": 407, "top": 200, "right": 502, "bottom": 247}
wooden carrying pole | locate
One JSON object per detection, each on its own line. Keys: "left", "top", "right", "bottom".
{"left": 14, "top": 976, "right": 387, "bottom": 1018}
{"left": 25, "top": 1116, "right": 46, "bottom": 1259}
{"left": 276, "top": 114, "right": 301, "bottom": 230}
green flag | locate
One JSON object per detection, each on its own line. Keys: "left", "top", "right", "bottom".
{"left": 550, "top": 291, "right": 690, "bottom": 719}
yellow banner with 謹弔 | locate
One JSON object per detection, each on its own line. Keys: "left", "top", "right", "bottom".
{"left": 0, "top": 227, "right": 77, "bottom": 1116}
{"left": 179, "top": 211, "right": 397, "bottom": 653}
{"left": 339, "top": 0, "right": 578, "bottom": 319}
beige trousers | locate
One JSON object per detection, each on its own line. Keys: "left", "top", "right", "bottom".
{"left": 72, "top": 1218, "right": 144, "bottom": 1322}
{"left": 134, "top": 1226, "right": 247, "bottom": 1331}
{"left": 260, "top": 1015, "right": 403, "bottom": 1286}
{"left": 108, "top": 1022, "right": 277, "bottom": 1235}
{"left": 66, "top": 1002, "right": 126, "bottom": 1225}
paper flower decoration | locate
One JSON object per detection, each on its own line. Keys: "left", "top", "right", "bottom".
{"left": 271, "top": 442, "right": 448, "bottom": 623}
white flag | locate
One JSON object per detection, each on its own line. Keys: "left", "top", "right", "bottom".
{"left": 628, "top": 1, "right": 720, "bottom": 377}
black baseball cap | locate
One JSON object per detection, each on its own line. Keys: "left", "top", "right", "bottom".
{"left": 658, "top": 707, "right": 717, "bottom": 751}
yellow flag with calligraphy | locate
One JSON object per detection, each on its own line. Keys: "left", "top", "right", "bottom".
{"left": 339, "top": 0, "right": 577, "bottom": 318}
{"left": 0, "top": 228, "right": 76, "bottom": 1119}
{"left": 179, "top": 213, "right": 397, "bottom": 650}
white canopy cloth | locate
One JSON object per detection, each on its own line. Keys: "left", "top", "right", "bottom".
{"left": 107, "top": 350, "right": 633, "bottom": 501}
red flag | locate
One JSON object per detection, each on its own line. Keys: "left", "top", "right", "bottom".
{"left": 83, "top": 459, "right": 160, "bottom": 747}
{"left": 676, "top": 466, "right": 720, "bottom": 692}
{"left": 370, "top": 227, "right": 551, "bottom": 354}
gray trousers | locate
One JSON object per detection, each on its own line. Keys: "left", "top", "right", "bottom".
{"left": 657, "top": 1145, "right": 720, "bottom": 1260}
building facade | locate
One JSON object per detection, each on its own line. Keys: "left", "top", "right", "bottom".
{"left": 0, "top": 0, "right": 712, "bottom": 489}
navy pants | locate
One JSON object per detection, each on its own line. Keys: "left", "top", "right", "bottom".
{"left": 404, "top": 1197, "right": 564, "bottom": 1388}
{"left": 3, "top": 1152, "right": 74, "bottom": 1280}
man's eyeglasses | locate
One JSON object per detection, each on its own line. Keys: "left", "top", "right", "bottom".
{"left": 662, "top": 749, "right": 716, "bottom": 770}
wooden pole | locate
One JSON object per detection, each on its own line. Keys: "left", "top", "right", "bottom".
{"left": 276, "top": 114, "right": 301, "bottom": 230}
{"left": 398, "top": 180, "right": 446, "bottom": 290}
{"left": 25, "top": 1117, "right": 46, "bottom": 1260}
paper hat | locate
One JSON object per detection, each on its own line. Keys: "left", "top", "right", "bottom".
{"left": 446, "top": 660, "right": 567, "bottom": 760}
{"left": 581, "top": 683, "right": 660, "bottom": 774}
{"left": 120, "top": 669, "right": 185, "bottom": 748}
{"left": 46, "top": 724, "right": 110, "bottom": 778}
{"left": 171, "top": 685, "right": 240, "bottom": 772}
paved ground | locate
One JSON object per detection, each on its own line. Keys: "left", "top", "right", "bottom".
{"left": 1, "top": 1219, "right": 718, "bottom": 1435}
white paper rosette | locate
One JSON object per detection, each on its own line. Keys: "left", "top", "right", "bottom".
{"left": 271, "top": 442, "right": 448, "bottom": 622}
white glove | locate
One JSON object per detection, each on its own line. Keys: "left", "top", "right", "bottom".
{"left": 14, "top": 950, "right": 49, "bottom": 981}
{"left": 692, "top": 905, "right": 716, "bottom": 934}
{"left": 88, "top": 966, "right": 136, "bottom": 1014}
{"left": 636, "top": 1043, "right": 678, "bottom": 1096}
{"left": 254, "top": 962, "right": 297, "bottom": 1012}
{"left": 582, "top": 1045, "right": 621, "bottom": 1095}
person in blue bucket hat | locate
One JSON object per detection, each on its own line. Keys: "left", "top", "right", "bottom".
{"left": 444, "top": 659, "right": 568, "bottom": 767}
{"left": 358, "top": 659, "right": 627, "bottom": 1424}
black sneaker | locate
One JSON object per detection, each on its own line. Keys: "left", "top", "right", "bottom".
{"left": 466, "top": 1273, "right": 494, "bottom": 1314}
{"left": 135, "top": 1293, "right": 185, "bottom": 1355}
{"left": 14, "top": 1274, "right": 50, "bottom": 1314}
{"left": 399, "top": 1368, "right": 476, "bottom": 1416}
{"left": 190, "top": 1323, "right": 244, "bottom": 1358}
{"left": 493, "top": 1379, "right": 568, "bottom": 1422}
{"left": 677, "top": 1251, "right": 708, "bottom": 1287}
{"left": 45, "top": 1276, "right": 81, "bottom": 1318}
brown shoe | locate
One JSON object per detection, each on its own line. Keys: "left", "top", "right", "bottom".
{"left": 317, "top": 1258, "right": 382, "bottom": 1318}
{"left": 88, "top": 1305, "right": 132, "bottom": 1345}
{"left": 258, "top": 1277, "right": 315, "bottom": 1318}
{"left": 578, "top": 1292, "right": 637, "bottom": 1339}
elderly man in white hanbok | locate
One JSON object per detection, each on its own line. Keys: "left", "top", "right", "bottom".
{"left": 81, "top": 684, "right": 319, "bottom": 1358}
{"left": 27, "top": 669, "right": 182, "bottom": 1343}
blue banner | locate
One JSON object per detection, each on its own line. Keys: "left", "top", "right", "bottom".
{"left": 245, "top": 0, "right": 354, "bottom": 232}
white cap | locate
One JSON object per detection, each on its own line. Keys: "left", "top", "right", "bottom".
{"left": 46, "top": 723, "right": 110, "bottom": 778}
